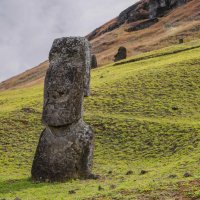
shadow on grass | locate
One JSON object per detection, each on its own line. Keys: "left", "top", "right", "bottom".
{"left": 0, "top": 177, "right": 50, "bottom": 194}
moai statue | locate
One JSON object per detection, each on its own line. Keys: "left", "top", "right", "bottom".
{"left": 91, "top": 55, "right": 98, "bottom": 69}
{"left": 114, "top": 46, "right": 127, "bottom": 62}
{"left": 179, "top": 38, "right": 184, "bottom": 44}
{"left": 31, "top": 37, "right": 94, "bottom": 182}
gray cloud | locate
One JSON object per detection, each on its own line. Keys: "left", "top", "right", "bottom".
{"left": 0, "top": 0, "right": 135, "bottom": 82}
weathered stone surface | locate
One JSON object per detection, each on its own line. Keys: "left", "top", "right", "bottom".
{"left": 118, "top": 1, "right": 149, "bottom": 24}
{"left": 91, "top": 55, "right": 98, "bottom": 69}
{"left": 149, "top": 0, "right": 187, "bottom": 19}
{"left": 42, "top": 37, "right": 91, "bottom": 127}
{"left": 31, "top": 119, "right": 94, "bottom": 182}
{"left": 84, "top": 40, "right": 91, "bottom": 97}
{"left": 149, "top": 0, "right": 160, "bottom": 19}
{"left": 114, "top": 47, "right": 127, "bottom": 62}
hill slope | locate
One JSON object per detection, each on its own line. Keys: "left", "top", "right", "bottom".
{"left": 0, "top": 0, "right": 200, "bottom": 91}
{"left": 90, "top": 0, "right": 200, "bottom": 65}
{"left": 0, "top": 40, "right": 200, "bottom": 199}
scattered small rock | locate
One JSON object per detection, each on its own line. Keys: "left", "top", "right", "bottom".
{"left": 168, "top": 174, "right": 177, "bottom": 179}
{"left": 110, "top": 184, "right": 116, "bottom": 189}
{"left": 172, "top": 106, "right": 178, "bottom": 111}
{"left": 88, "top": 174, "right": 100, "bottom": 180}
{"left": 45, "top": 179, "right": 49, "bottom": 183}
{"left": 21, "top": 107, "right": 35, "bottom": 113}
{"left": 14, "top": 198, "right": 21, "bottom": 200}
{"left": 68, "top": 190, "right": 76, "bottom": 194}
{"left": 140, "top": 170, "right": 148, "bottom": 175}
{"left": 126, "top": 170, "right": 133, "bottom": 175}
{"left": 184, "top": 172, "right": 192, "bottom": 178}
{"left": 98, "top": 185, "right": 104, "bottom": 191}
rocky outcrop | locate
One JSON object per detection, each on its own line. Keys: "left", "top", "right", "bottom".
{"left": 31, "top": 37, "right": 94, "bottom": 182}
{"left": 118, "top": 0, "right": 188, "bottom": 23}
{"left": 149, "top": 0, "right": 187, "bottom": 19}
{"left": 114, "top": 47, "right": 127, "bottom": 62}
{"left": 125, "top": 18, "right": 159, "bottom": 32}
{"left": 87, "top": 0, "right": 189, "bottom": 40}
{"left": 117, "top": 0, "right": 149, "bottom": 25}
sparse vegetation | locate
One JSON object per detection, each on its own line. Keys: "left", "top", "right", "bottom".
{"left": 0, "top": 40, "right": 200, "bottom": 199}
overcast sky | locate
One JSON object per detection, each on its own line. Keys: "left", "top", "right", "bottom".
{"left": 0, "top": 0, "right": 136, "bottom": 82}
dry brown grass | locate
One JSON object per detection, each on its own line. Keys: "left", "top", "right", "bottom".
{"left": 0, "top": 61, "right": 48, "bottom": 91}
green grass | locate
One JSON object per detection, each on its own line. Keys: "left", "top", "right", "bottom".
{"left": 0, "top": 40, "right": 200, "bottom": 199}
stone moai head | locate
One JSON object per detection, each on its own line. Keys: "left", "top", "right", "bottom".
{"left": 91, "top": 55, "right": 98, "bottom": 69}
{"left": 179, "top": 38, "right": 184, "bottom": 44}
{"left": 114, "top": 46, "right": 127, "bottom": 62}
{"left": 42, "top": 37, "right": 91, "bottom": 127}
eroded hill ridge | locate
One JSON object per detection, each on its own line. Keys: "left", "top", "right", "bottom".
{"left": 87, "top": 0, "right": 190, "bottom": 40}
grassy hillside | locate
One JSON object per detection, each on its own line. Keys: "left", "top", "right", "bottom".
{"left": 0, "top": 40, "right": 200, "bottom": 200}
